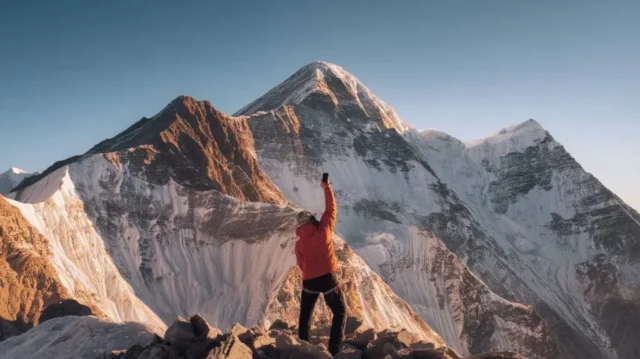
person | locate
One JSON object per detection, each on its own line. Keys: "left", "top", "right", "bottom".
{"left": 295, "top": 178, "right": 346, "bottom": 356}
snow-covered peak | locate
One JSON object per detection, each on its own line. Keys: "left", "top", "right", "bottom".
{"left": 465, "top": 119, "right": 547, "bottom": 149}
{"left": 235, "top": 61, "right": 412, "bottom": 133}
{"left": 464, "top": 119, "right": 555, "bottom": 165}
{"left": 0, "top": 167, "right": 31, "bottom": 195}
{"left": 234, "top": 61, "right": 349, "bottom": 116}
{"left": 421, "top": 129, "right": 465, "bottom": 146}
{"left": 8, "top": 167, "right": 27, "bottom": 174}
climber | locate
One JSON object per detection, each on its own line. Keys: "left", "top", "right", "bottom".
{"left": 295, "top": 173, "right": 346, "bottom": 356}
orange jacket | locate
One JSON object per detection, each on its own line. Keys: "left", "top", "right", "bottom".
{"left": 295, "top": 186, "right": 339, "bottom": 280}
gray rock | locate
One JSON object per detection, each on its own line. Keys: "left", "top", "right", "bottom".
{"left": 164, "top": 316, "right": 196, "bottom": 344}
{"left": 190, "top": 314, "right": 222, "bottom": 341}
{"left": 39, "top": 299, "right": 93, "bottom": 323}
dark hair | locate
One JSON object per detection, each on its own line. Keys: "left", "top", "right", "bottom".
{"left": 309, "top": 215, "right": 319, "bottom": 229}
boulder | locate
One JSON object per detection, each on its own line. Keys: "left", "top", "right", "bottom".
{"left": 445, "top": 347, "right": 464, "bottom": 359}
{"left": 269, "top": 319, "right": 291, "bottom": 331}
{"left": 205, "top": 334, "right": 252, "bottom": 359}
{"left": 345, "top": 317, "right": 364, "bottom": 336}
{"left": 164, "top": 316, "right": 196, "bottom": 343}
{"left": 345, "top": 328, "right": 376, "bottom": 349}
{"left": 410, "top": 348, "right": 446, "bottom": 359}
{"left": 282, "top": 340, "right": 333, "bottom": 359}
{"left": 395, "top": 330, "right": 419, "bottom": 348}
{"left": 275, "top": 333, "right": 301, "bottom": 351}
{"left": 334, "top": 343, "right": 363, "bottom": 359}
{"left": 190, "top": 314, "right": 222, "bottom": 341}
{"left": 253, "top": 335, "right": 277, "bottom": 351}
{"left": 39, "top": 299, "right": 93, "bottom": 323}
{"left": 229, "top": 323, "right": 248, "bottom": 337}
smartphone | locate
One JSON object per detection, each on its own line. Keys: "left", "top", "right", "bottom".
{"left": 322, "top": 173, "right": 329, "bottom": 183}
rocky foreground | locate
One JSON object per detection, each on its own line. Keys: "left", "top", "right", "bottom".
{"left": 111, "top": 314, "right": 526, "bottom": 359}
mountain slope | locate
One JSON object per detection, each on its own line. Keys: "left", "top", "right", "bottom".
{"left": 238, "top": 62, "right": 563, "bottom": 358}
{"left": 2, "top": 96, "right": 445, "bottom": 343}
{"left": 0, "top": 196, "right": 73, "bottom": 340}
{"left": 235, "top": 61, "right": 639, "bottom": 359}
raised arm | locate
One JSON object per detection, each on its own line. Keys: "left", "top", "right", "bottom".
{"left": 319, "top": 184, "right": 337, "bottom": 231}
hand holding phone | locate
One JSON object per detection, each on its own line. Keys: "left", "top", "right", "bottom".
{"left": 321, "top": 173, "right": 329, "bottom": 188}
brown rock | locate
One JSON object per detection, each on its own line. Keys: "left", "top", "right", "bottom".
{"left": 282, "top": 340, "right": 332, "bottom": 359}
{"left": 345, "top": 328, "right": 376, "bottom": 349}
{"left": 275, "top": 333, "right": 301, "bottom": 350}
{"left": 205, "top": 334, "right": 252, "bottom": 359}
{"left": 229, "top": 323, "right": 248, "bottom": 337}
{"left": 395, "top": 329, "right": 419, "bottom": 348}
{"left": 335, "top": 343, "right": 363, "bottom": 359}
{"left": 345, "top": 317, "right": 364, "bottom": 336}
{"left": 253, "top": 335, "right": 277, "bottom": 350}
{"left": 445, "top": 347, "right": 463, "bottom": 359}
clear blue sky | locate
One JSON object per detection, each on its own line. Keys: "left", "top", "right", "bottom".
{"left": 1, "top": 1, "right": 638, "bottom": 210}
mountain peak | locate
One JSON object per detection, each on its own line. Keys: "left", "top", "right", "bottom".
{"left": 235, "top": 62, "right": 411, "bottom": 133}
{"left": 8, "top": 167, "right": 27, "bottom": 175}
{"left": 234, "top": 61, "right": 375, "bottom": 114}
{"left": 465, "top": 119, "right": 549, "bottom": 150}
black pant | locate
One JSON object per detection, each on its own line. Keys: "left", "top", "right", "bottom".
{"left": 298, "top": 272, "right": 347, "bottom": 355}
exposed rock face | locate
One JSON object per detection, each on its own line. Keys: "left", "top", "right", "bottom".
{"left": 0, "top": 196, "right": 71, "bottom": 340}
{"left": 14, "top": 96, "right": 283, "bottom": 204}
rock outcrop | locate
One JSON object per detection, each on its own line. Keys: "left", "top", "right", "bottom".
{"left": 113, "top": 315, "right": 525, "bottom": 359}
